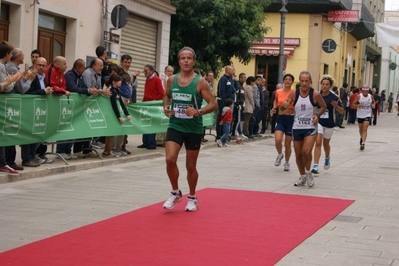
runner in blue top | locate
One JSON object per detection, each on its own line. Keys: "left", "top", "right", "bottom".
{"left": 311, "top": 75, "right": 344, "bottom": 174}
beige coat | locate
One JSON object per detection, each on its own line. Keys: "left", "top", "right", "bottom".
{"left": 243, "top": 84, "right": 255, "bottom": 113}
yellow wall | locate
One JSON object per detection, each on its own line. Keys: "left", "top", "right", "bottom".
{"left": 225, "top": 13, "right": 312, "bottom": 91}
{"left": 319, "top": 21, "right": 342, "bottom": 87}
{"left": 218, "top": 12, "right": 363, "bottom": 93}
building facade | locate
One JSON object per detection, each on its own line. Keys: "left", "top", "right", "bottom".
{"left": 0, "top": 0, "right": 176, "bottom": 100}
{"left": 230, "top": 0, "right": 382, "bottom": 93}
{"left": 380, "top": 10, "right": 399, "bottom": 100}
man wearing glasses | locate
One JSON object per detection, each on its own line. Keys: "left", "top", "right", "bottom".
{"left": 137, "top": 64, "right": 164, "bottom": 150}
{"left": 27, "top": 57, "right": 53, "bottom": 95}
{"left": 18, "top": 57, "right": 54, "bottom": 167}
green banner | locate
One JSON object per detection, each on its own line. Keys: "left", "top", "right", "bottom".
{"left": 0, "top": 94, "right": 214, "bottom": 146}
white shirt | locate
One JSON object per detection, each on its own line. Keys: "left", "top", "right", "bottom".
{"left": 293, "top": 92, "right": 316, "bottom": 130}
{"left": 357, "top": 94, "right": 372, "bottom": 118}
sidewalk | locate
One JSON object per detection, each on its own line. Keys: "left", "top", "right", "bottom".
{"left": 0, "top": 130, "right": 273, "bottom": 184}
{"left": 1, "top": 112, "right": 399, "bottom": 265}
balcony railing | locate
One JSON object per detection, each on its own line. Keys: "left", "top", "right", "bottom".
{"left": 348, "top": 3, "right": 375, "bottom": 40}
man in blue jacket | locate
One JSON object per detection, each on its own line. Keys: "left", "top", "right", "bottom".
{"left": 62, "top": 59, "right": 98, "bottom": 159}
{"left": 216, "top": 66, "right": 235, "bottom": 139}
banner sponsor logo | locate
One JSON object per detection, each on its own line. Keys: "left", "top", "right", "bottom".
{"left": 138, "top": 107, "right": 152, "bottom": 127}
{"left": 33, "top": 99, "right": 48, "bottom": 134}
{"left": 172, "top": 93, "right": 192, "bottom": 101}
{"left": 84, "top": 100, "right": 107, "bottom": 129}
{"left": 57, "top": 99, "right": 74, "bottom": 132}
{"left": 2, "top": 98, "right": 21, "bottom": 135}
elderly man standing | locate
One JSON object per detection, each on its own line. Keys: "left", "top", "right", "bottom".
{"left": 82, "top": 58, "right": 103, "bottom": 90}
{"left": 0, "top": 41, "right": 24, "bottom": 175}
{"left": 45, "top": 56, "right": 71, "bottom": 160}
{"left": 30, "top": 57, "right": 55, "bottom": 164}
{"left": 5, "top": 48, "right": 36, "bottom": 168}
{"left": 82, "top": 57, "right": 112, "bottom": 151}
{"left": 45, "top": 56, "right": 70, "bottom": 96}
{"left": 216, "top": 66, "right": 235, "bottom": 139}
{"left": 65, "top": 59, "right": 101, "bottom": 158}
{"left": 137, "top": 64, "right": 164, "bottom": 150}
{"left": 21, "top": 57, "right": 54, "bottom": 166}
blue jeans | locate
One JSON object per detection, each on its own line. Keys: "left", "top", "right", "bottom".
{"left": 131, "top": 89, "right": 137, "bottom": 103}
{"left": 232, "top": 105, "right": 242, "bottom": 136}
{"left": 335, "top": 110, "right": 343, "bottom": 127}
{"left": 143, "top": 133, "right": 156, "bottom": 148}
{"left": 56, "top": 143, "right": 73, "bottom": 154}
{"left": 220, "top": 123, "right": 231, "bottom": 144}
{"left": 21, "top": 143, "right": 39, "bottom": 163}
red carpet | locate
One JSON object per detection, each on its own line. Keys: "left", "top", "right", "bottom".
{"left": 0, "top": 188, "right": 354, "bottom": 266}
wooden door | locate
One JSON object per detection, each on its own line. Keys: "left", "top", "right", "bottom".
{"left": 0, "top": 20, "right": 9, "bottom": 41}
{"left": 38, "top": 27, "right": 66, "bottom": 63}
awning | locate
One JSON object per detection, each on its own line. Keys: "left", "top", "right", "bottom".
{"left": 249, "top": 46, "right": 295, "bottom": 56}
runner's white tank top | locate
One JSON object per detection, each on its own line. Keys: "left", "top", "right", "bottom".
{"left": 293, "top": 89, "right": 316, "bottom": 130}
{"left": 356, "top": 94, "right": 372, "bottom": 118}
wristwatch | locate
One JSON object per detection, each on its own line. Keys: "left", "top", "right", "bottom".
{"left": 198, "top": 109, "right": 203, "bottom": 116}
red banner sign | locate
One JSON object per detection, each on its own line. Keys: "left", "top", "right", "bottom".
{"left": 254, "top": 38, "right": 300, "bottom": 46}
{"left": 327, "top": 10, "right": 359, "bottom": 23}
{"left": 249, "top": 49, "right": 294, "bottom": 57}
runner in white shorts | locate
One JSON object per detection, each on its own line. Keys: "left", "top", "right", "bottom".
{"left": 311, "top": 75, "right": 344, "bottom": 174}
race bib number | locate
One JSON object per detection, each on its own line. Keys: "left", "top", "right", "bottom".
{"left": 173, "top": 103, "right": 193, "bottom": 119}
{"left": 296, "top": 117, "right": 312, "bottom": 127}
{"left": 320, "top": 110, "right": 329, "bottom": 119}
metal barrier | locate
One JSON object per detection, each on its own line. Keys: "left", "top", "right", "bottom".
{"left": 44, "top": 138, "right": 102, "bottom": 165}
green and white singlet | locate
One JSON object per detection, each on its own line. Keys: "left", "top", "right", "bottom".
{"left": 168, "top": 73, "right": 203, "bottom": 134}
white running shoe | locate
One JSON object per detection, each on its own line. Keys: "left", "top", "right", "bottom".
{"left": 67, "top": 154, "right": 77, "bottom": 159}
{"left": 307, "top": 172, "right": 315, "bottom": 187}
{"left": 113, "top": 149, "right": 128, "bottom": 156}
{"left": 163, "top": 190, "right": 183, "bottom": 210}
{"left": 216, "top": 139, "right": 223, "bottom": 147}
{"left": 185, "top": 196, "right": 198, "bottom": 212}
{"left": 294, "top": 175, "right": 307, "bottom": 186}
{"left": 239, "top": 134, "right": 248, "bottom": 140}
{"left": 283, "top": 162, "right": 290, "bottom": 171}
{"left": 274, "top": 154, "right": 284, "bottom": 166}
{"left": 92, "top": 140, "right": 105, "bottom": 149}
{"left": 311, "top": 166, "right": 319, "bottom": 174}
{"left": 56, "top": 153, "right": 71, "bottom": 160}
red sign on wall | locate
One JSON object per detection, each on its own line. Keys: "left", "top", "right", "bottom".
{"left": 327, "top": 10, "right": 359, "bottom": 23}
